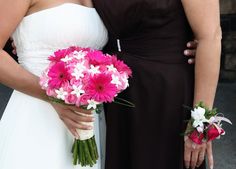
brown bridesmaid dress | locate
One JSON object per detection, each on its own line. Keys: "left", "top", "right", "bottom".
{"left": 92, "top": 0, "right": 206, "bottom": 169}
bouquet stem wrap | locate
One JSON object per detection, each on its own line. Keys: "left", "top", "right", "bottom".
{"left": 76, "top": 112, "right": 94, "bottom": 140}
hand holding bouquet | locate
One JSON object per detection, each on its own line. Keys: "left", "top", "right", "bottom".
{"left": 39, "top": 46, "right": 133, "bottom": 166}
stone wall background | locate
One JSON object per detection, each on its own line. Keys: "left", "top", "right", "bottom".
{"left": 220, "top": 0, "right": 236, "bottom": 14}
{"left": 220, "top": 0, "right": 236, "bottom": 82}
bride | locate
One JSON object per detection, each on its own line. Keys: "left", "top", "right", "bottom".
{"left": 0, "top": 0, "right": 107, "bottom": 169}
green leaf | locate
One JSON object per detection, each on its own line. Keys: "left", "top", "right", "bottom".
{"left": 95, "top": 104, "right": 103, "bottom": 114}
{"left": 113, "top": 97, "right": 135, "bottom": 108}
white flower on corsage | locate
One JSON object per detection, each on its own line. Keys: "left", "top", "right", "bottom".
{"left": 191, "top": 107, "right": 209, "bottom": 132}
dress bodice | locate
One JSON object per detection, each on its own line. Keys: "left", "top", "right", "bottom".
{"left": 94, "top": 0, "right": 189, "bottom": 36}
{"left": 93, "top": 0, "right": 193, "bottom": 63}
{"left": 12, "top": 3, "right": 108, "bottom": 76}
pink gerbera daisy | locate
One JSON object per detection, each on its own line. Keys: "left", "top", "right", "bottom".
{"left": 85, "top": 74, "right": 117, "bottom": 103}
{"left": 48, "top": 62, "right": 71, "bottom": 88}
{"left": 112, "top": 56, "right": 132, "bottom": 76}
{"left": 49, "top": 49, "right": 70, "bottom": 62}
{"left": 86, "top": 50, "right": 111, "bottom": 65}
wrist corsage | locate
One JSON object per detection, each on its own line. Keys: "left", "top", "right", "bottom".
{"left": 185, "top": 102, "right": 232, "bottom": 144}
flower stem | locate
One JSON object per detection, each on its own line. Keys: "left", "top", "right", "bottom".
{"left": 79, "top": 140, "right": 84, "bottom": 166}
{"left": 92, "top": 136, "right": 99, "bottom": 159}
{"left": 88, "top": 139, "right": 96, "bottom": 162}
{"left": 72, "top": 137, "right": 99, "bottom": 167}
{"left": 73, "top": 140, "right": 78, "bottom": 165}
{"left": 84, "top": 141, "right": 94, "bottom": 166}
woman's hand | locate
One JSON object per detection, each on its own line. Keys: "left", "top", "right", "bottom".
{"left": 184, "top": 40, "right": 198, "bottom": 64}
{"left": 184, "top": 137, "right": 213, "bottom": 169}
{"left": 50, "top": 102, "right": 94, "bottom": 139}
{"left": 10, "top": 38, "right": 199, "bottom": 64}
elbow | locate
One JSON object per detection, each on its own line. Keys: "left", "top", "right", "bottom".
{"left": 195, "top": 26, "right": 222, "bottom": 42}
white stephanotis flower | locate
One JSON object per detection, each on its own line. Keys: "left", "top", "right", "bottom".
{"left": 75, "top": 61, "right": 86, "bottom": 70}
{"left": 107, "top": 65, "right": 118, "bottom": 73}
{"left": 87, "top": 99, "right": 100, "bottom": 110}
{"left": 111, "top": 74, "right": 121, "bottom": 87}
{"left": 121, "top": 75, "right": 129, "bottom": 89}
{"left": 72, "top": 68, "right": 84, "bottom": 79}
{"left": 71, "top": 85, "right": 85, "bottom": 97}
{"left": 89, "top": 65, "right": 100, "bottom": 75}
{"left": 191, "top": 107, "right": 209, "bottom": 128}
{"left": 73, "top": 50, "right": 87, "bottom": 60}
{"left": 61, "top": 55, "right": 73, "bottom": 62}
{"left": 72, "top": 62, "right": 86, "bottom": 79}
{"left": 55, "top": 88, "right": 68, "bottom": 100}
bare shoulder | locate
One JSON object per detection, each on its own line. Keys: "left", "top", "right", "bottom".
{"left": 181, "top": 0, "right": 221, "bottom": 39}
{"left": 0, "top": 0, "right": 33, "bottom": 48}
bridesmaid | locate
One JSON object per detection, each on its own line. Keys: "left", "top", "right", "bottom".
{"left": 92, "top": 0, "right": 221, "bottom": 169}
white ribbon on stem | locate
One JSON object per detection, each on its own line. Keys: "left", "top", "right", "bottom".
{"left": 75, "top": 111, "right": 95, "bottom": 140}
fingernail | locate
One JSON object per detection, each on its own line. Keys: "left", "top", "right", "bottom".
{"left": 184, "top": 50, "right": 189, "bottom": 55}
{"left": 187, "top": 43, "right": 191, "bottom": 47}
{"left": 88, "top": 126, "right": 93, "bottom": 130}
{"left": 210, "top": 165, "right": 213, "bottom": 169}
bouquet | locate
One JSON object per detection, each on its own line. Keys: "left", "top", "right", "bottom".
{"left": 185, "top": 102, "right": 232, "bottom": 144}
{"left": 39, "top": 46, "right": 133, "bottom": 166}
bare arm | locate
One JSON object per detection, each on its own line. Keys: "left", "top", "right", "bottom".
{"left": 182, "top": 0, "right": 221, "bottom": 108}
{"left": 0, "top": 0, "right": 93, "bottom": 137}
{"left": 182, "top": 0, "right": 221, "bottom": 169}
{"left": 0, "top": 0, "right": 48, "bottom": 101}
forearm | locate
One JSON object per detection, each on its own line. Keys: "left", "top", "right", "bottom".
{"left": 193, "top": 37, "right": 221, "bottom": 108}
{"left": 0, "top": 49, "right": 49, "bottom": 102}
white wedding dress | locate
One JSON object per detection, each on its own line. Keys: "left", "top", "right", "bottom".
{"left": 0, "top": 3, "right": 107, "bottom": 169}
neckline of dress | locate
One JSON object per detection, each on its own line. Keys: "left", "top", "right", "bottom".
{"left": 23, "top": 3, "right": 95, "bottom": 20}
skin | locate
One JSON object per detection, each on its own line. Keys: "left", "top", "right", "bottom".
{"left": 185, "top": 40, "right": 198, "bottom": 64}
{"left": 182, "top": 0, "right": 222, "bottom": 169}
{"left": 12, "top": 39, "right": 198, "bottom": 63}
{"left": 0, "top": 0, "right": 95, "bottom": 139}
{"left": 3, "top": 0, "right": 209, "bottom": 168}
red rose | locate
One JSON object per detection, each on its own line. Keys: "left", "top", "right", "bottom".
{"left": 207, "top": 125, "right": 225, "bottom": 142}
{"left": 189, "top": 129, "right": 205, "bottom": 144}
